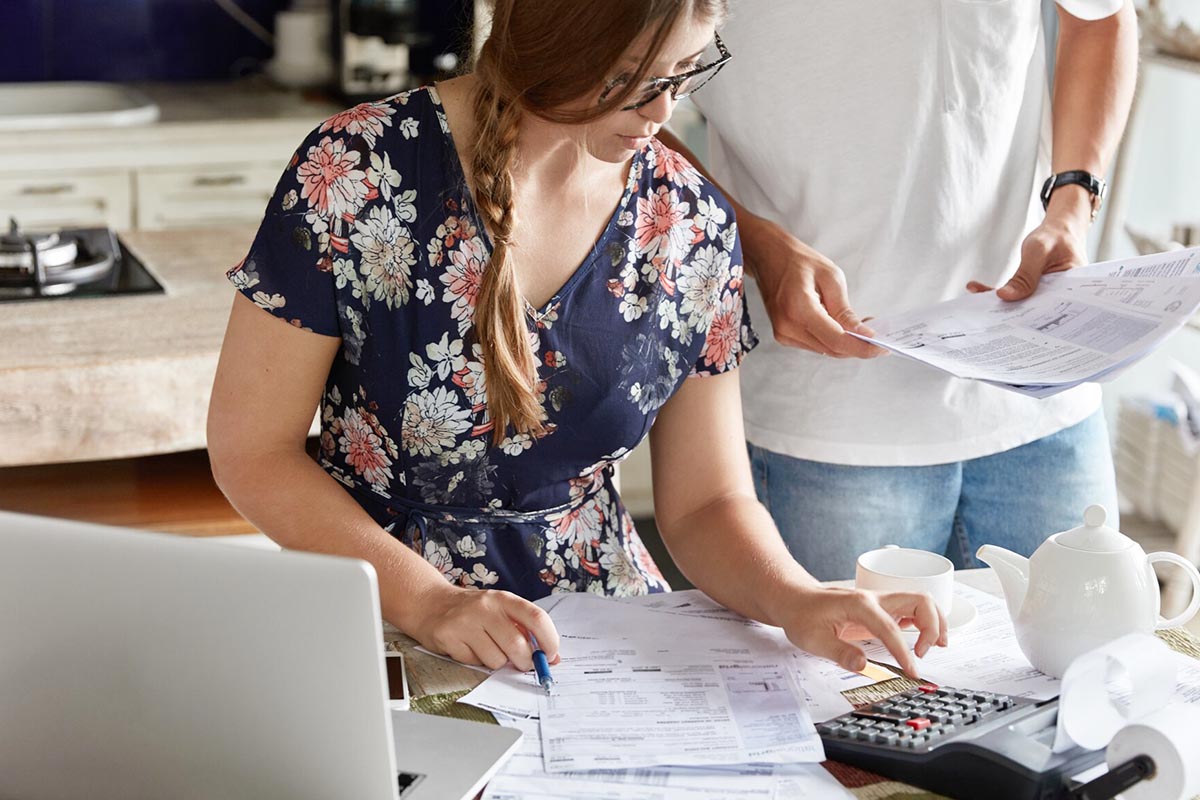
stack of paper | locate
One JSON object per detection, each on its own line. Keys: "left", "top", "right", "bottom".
{"left": 853, "top": 246, "right": 1200, "bottom": 397}
{"left": 460, "top": 591, "right": 860, "bottom": 799}
{"left": 460, "top": 591, "right": 873, "bottom": 724}
{"left": 485, "top": 714, "right": 850, "bottom": 800}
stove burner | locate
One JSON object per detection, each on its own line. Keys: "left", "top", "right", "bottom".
{"left": 0, "top": 221, "right": 163, "bottom": 302}
{"left": 0, "top": 218, "right": 117, "bottom": 297}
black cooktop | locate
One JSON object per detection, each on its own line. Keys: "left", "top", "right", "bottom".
{"left": 0, "top": 228, "right": 165, "bottom": 303}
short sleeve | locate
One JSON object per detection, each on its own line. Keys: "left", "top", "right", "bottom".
{"left": 689, "top": 217, "right": 759, "bottom": 377}
{"left": 1055, "top": 0, "right": 1122, "bottom": 21}
{"left": 226, "top": 124, "right": 345, "bottom": 337}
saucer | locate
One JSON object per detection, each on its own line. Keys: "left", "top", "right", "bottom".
{"left": 946, "top": 595, "right": 977, "bottom": 630}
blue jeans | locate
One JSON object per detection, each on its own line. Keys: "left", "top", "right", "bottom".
{"left": 747, "top": 411, "right": 1119, "bottom": 581}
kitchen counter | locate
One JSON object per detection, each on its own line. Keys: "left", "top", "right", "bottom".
{"left": 0, "top": 226, "right": 260, "bottom": 466}
{"left": 0, "top": 79, "right": 345, "bottom": 172}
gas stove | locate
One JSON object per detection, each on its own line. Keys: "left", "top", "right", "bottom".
{"left": 0, "top": 220, "right": 164, "bottom": 302}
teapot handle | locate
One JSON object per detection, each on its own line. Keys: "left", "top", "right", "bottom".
{"left": 1148, "top": 552, "right": 1200, "bottom": 630}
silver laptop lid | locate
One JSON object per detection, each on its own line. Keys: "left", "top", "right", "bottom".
{"left": 0, "top": 511, "right": 398, "bottom": 800}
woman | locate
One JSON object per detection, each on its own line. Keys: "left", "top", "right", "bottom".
{"left": 208, "top": 0, "right": 946, "bottom": 678}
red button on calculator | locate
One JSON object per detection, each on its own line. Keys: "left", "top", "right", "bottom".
{"left": 906, "top": 718, "right": 932, "bottom": 730}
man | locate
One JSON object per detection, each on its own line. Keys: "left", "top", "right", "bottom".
{"left": 667, "top": 0, "right": 1138, "bottom": 579}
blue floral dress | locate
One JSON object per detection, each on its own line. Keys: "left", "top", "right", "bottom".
{"left": 228, "top": 86, "right": 756, "bottom": 599}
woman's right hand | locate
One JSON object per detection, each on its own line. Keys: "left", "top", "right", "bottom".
{"left": 774, "top": 585, "right": 947, "bottom": 680}
{"left": 409, "top": 583, "right": 562, "bottom": 672}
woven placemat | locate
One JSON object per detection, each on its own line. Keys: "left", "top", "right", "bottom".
{"left": 410, "top": 689, "right": 498, "bottom": 724}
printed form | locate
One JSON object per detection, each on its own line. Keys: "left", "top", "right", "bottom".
{"left": 852, "top": 246, "right": 1200, "bottom": 397}
{"left": 461, "top": 591, "right": 857, "bottom": 723}
{"left": 484, "top": 715, "right": 852, "bottom": 800}
{"left": 859, "top": 584, "right": 1061, "bottom": 700}
{"left": 538, "top": 661, "right": 823, "bottom": 772}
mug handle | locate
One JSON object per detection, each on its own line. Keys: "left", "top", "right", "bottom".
{"left": 1148, "top": 551, "right": 1200, "bottom": 629}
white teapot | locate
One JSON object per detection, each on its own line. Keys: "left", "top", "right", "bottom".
{"left": 976, "top": 505, "right": 1200, "bottom": 678}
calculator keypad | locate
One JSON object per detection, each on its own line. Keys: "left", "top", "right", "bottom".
{"left": 816, "top": 685, "right": 1020, "bottom": 751}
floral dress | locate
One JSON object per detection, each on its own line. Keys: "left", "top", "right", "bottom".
{"left": 228, "top": 86, "right": 756, "bottom": 599}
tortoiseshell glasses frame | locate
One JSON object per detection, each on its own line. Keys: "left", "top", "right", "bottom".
{"left": 599, "top": 33, "right": 732, "bottom": 111}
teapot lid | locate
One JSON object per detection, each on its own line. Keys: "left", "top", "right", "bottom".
{"left": 1055, "top": 505, "right": 1132, "bottom": 552}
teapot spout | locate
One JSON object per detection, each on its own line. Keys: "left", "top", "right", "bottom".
{"left": 976, "top": 544, "right": 1030, "bottom": 622}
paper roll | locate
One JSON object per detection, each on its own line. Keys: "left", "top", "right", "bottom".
{"left": 1053, "top": 633, "right": 1177, "bottom": 753}
{"left": 1106, "top": 704, "right": 1200, "bottom": 800}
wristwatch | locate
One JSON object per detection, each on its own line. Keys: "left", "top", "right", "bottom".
{"left": 1040, "top": 170, "right": 1108, "bottom": 222}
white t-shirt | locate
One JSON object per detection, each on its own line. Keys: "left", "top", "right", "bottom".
{"left": 691, "top": 0, "right": 1121, "bottom": 467}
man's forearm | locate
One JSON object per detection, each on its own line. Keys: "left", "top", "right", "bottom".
{"left": 1046, "top": 1, "right": 1139, "bottom": 223}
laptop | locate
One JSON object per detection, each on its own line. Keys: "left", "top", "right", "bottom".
{"left": 0, "top": 511, "right": 522, "bottom": 800}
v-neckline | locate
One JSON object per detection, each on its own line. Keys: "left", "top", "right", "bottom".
{"left": 427, "top": 84, "right": 643, "bottom": 321}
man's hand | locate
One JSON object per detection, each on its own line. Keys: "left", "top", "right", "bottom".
{"left": 742, "top": 215, "right": 885, "bottom": 358}
{"left": 966, "top": 187, "right": 1091, "bottom": 300}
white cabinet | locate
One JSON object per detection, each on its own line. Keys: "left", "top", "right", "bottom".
{"left": 0, "top": 169, "right": 134, "bottom": 230}
{"left": 135, "top": 163, "right": 281, "bottom": 230}
{"left": 0, "top": 162, "right": 281, "bottom": 233}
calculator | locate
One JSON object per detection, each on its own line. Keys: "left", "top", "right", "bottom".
{"left": 818, "top": 685, "right": 1105, "bottom": 800}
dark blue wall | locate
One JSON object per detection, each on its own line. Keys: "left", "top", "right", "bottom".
{"left": 1, "top": 0, "right": 288, "bottom": 82}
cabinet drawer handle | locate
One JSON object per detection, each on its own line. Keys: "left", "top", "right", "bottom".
{"left": 192, "top": 174, "right": 246, "bottom": 187}
{"left": 20, "top": 183, "right": 75, "bottom": 196}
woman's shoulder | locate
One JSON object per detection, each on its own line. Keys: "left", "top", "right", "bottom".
{"left": 278, "top": 87, "right": 449, "bottom": 177}
{"left": 640, "top": 137, "right": 736, "bottom": 221}
{"left": 306, "top": 86, "right": 448, "bottom": 150}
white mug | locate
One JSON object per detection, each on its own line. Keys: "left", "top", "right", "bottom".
{"left": 855, "top": 545, "right": 954, "bottom": 617}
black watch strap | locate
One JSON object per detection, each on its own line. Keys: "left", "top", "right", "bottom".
{"left": 1040, "top": 170, "right": 1108, "bottom": 220}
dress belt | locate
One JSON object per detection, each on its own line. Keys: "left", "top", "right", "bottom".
{"left": 348, "top": 469, "right": 610, "bottom": 543}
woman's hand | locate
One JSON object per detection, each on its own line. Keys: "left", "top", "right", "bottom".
{"left": 775, "top": 586, "right": 948, "bottom": 680}
{"left": 408, "top": 583, "right": 562, "bottom": 672}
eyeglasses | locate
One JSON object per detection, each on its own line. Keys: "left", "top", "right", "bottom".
{"left": 599, "top": 33, "right": 732, "bottom": 111}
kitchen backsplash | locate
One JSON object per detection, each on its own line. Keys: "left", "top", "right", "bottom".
{"left": 1, "top": 0, "right": 287, "bottom": 82}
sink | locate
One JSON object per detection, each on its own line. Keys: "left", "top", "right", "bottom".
{"left": 0, "top": 82, "right": 160, "bottom": 131}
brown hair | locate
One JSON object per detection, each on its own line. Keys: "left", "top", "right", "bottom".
{"left": 469, "top": 0, "right": 727, "bottom": 444}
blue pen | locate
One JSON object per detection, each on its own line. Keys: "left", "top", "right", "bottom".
{"left": 529, "top": 634, "right": 554, "bottom": 695}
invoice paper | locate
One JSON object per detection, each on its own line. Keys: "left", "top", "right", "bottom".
{"left": 460, "top": 591, "right": 854, "bottom": 722}
{"left": 484, "top": 768, "right": 851, "bottom": 800}
{"left": 860, "top": 584, "right": 1061, "bottom": 700}
{"left": 851, "top": 246, "right": 1200, "bottom": 397}
{"left": 484, "top": 715, "right": 852, "bottom": 799}
{"left": 460, "top": 634, "right": 642, "bottom": 719}
{"left": 537, "top": 662, "right": 824, "bottom": 772}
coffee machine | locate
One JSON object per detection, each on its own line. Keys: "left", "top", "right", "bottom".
{"left": 332, "top": 0, "right": 474, "bottom": 103}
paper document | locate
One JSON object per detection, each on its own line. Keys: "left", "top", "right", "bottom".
{"left": 852, "top": 246, "right": 1200, "bottom": 397}
{"left": 484, "top": 716, "right": 852, "bottom": 800}
{"left": 538, "top": 662, "right": 823, "bottom": 772}
{"left": 861, "top": 584, "right": 1061, "bottom": 700}
{"left": 462, "top": 591, "right": 856, "bottom": 722}
{"left": 484, "top": 768, "right": 850, "bottom": 800}
{"left": 460, "top": 634, "right": 643, "bottom": 719}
